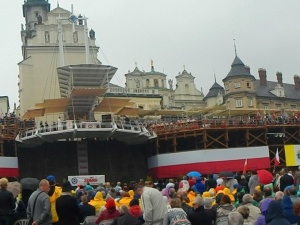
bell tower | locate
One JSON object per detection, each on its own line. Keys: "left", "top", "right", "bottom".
{"left": 22, "top": 0, "right": 50, "bottom": 31}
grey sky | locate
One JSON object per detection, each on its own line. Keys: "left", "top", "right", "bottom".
{"left": 1, "top": 0, "right": 300, "bottom": 109}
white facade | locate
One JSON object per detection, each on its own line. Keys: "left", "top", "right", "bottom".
{"left": 0, "top": 97, "right": 9, "bottom": 114}
{"left": 125, "top": 67, "right": 206, "bottom": 110}
{"left": 19, "top": 4, "right": 100, "bottom": 117}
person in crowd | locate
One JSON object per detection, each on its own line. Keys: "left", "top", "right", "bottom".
{"left": 252, "top": 189, "right": 263, "bottom": 207}
{"left": 205, "top": 174, "right": 217, "bottom": 191}
{"left": 0, "top": 178, "right": 16, "bottom": 225}
{"left": 75, "top": 185, "right": 85, "bottom": 204}
{"left": 79, "top": 195, "right": 95, "bottom": 223}
{"left": 128, "top": 199, "right": 143, "bottom": 220}
{"left": 223, "top": 188, "right": 235, "bottom": 203}
{"left": 255, "top": 198, "right": 273, "bottom": 225}
{"left": 212, "top": 192, "right": 224, "bottom": 213}
{"left": 116, "top": 191, "right": 132, "bottom": 208}
{"left": 13, "top": 194, "right": 27, "bottom": 223}
{"left": 239, "top": 175, "right": 249, "bottom": 193}
{"left": 161, "top": 183, "right": 175, "bottom": 201}
{"left": 216, "top": 195, "right": 235, "bottom": 225}
{"left": 280, "top": 168, "right": 294, "bottom": 192}
{"left": 88, "top": 191, "right": 106, "bottom": 214}
{"left": 281, "top": 194, "right": 299, "bottom": 225}
{"left": 223, "top": 177, "right": 239, "bottom": 192}
{"left": 258, "top": 186, "right": 273, "bottom": 207}
{"left": 203, "top": 197, "right": 215, "bottom": 223}
{"left": 114, "top": 182, "right": 122, "bottom": 193}
{"left": 111, "top": 205, "right": 142, "bottom": 225}
{"left": 288, "top": 186, "right": 300, "bottom": 205}
{"left": 46, "top": 175, "right": 62, "bottom": 225}
{"left": 163, "top": 198, "right": 190, "bottom": 225}
{"left": 274, "top": 191, "right": 284, "bottom": 201}
{"left": 27, "top": 179, "right": 52, "bottom": 225}
{"left": 136, "top": 185, "right": 167, "bottom": 225}
{"left": 265, "top": 200, "right": 290, "bottom": 225}
{"left": 248, "top": 171, "right": 260, "bottom": 195}
{"left": 187, "top": 196, "right": 213, "bottom": 225}
{"left": 238, "top": 194, "right": 260, "bottom": 223}
{"left": 235, "top": 192, "right": 245, "bottom": 208}
{"left": 179, "top": 176, "right": 190, "bottom": 192}
{"left": 55, "top": 181, "right": 80, "bottom": 225}
{"left": 237, "top": 205, "right": 254, "bottom": 225}
{"left": 176, "top": 189, "right": 193, "bottom": 214}
{"left": 294, "top": 166, "right": 300, "bottom": 190}
{"left": 228, "top": 211, "right": 244, "bottom": 225}
{"left": 191, "top": 177, "right": 205, "bottom": 195}
{"left": 95, "top": 198, "right": 120, "bottom": 224}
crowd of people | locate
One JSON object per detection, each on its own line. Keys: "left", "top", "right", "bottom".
{"left": 1, "top": 168, "right": 300, "bottom": 225}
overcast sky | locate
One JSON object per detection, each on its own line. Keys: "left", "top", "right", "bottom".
{"left": 1, "top": 0, "right": 300, "bottom": 109}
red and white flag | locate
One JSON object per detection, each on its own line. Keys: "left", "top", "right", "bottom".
{"left": 243, "top": 159, "right": 247, "bottom": 174}
{"left": 274, "top": 148, "right": 280, "bottom": 166}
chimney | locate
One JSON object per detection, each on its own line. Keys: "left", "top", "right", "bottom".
{"left": 258, "top": 68, "right": 267, "bottom": 86}
{"left": 294, "top": 75, "right": 300, "bottom": 90}
{"left": 276, "top": 72, "right": 283, "bottom": 86}
{"left": 245, "top": 65, "right": 250, "bottom": 74}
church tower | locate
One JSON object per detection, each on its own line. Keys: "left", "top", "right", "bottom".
{"left": 23, "top": 0, "right": 50, "bottom": 31}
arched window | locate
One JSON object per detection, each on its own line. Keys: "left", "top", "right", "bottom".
{"left": 154, "top": 79, "right": 158, "bottom": 88}
{"left": 45, "top": 31, "right": 50, "bottom": 43}
{"left": 161, "top": 79, "right": 164, "bottom": 87}
{"left": 146, "top": 79, "right": 150, "bottom": 87}
{"left": 185, "top": 84, "right": 189, "bottom": 92}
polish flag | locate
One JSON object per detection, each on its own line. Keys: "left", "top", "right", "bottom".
{"left": 274, "top": 148, "right": 280, "bottom": 166}
{"left": 0, "top": 157, "right": 19, "bottom": 177}
{"left": 243, "top": 159, "right": 247, "bottom": 174}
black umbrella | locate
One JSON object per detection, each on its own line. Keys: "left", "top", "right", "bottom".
{"left": 219, "top": 171, "right": 235, "bottom": 178}
{"left": 20, "top": 177, "right": 39, "bottom": 191}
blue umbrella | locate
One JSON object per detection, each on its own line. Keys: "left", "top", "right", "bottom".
{"left": 187, "top": 171, "right": 202, "bottom": 177}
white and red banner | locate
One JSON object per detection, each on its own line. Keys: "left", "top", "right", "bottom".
{"left": 274, "top": 148, "right": 280, "bottom": 166}
{"left": 0, "top": 157, "right": 19, "bottom": 177}
{"left": 68, "top": 175, "right": 105, "bottom": 186}
{"left": 148, "top": 146, "right": 270, "bottom": 178}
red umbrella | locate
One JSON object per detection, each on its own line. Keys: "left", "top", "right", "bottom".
{"left": 257, "top": 169, "right": 273, "bottom": 185}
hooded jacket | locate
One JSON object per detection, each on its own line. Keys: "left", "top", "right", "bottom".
{"left": 248, "top": 175, "right": 259, "bottom": 195}
{"left": 265, "top": 200, "right": 290, "bottom": 225}
{"left": 192, "top": 177, "right": 205, "bottom": 195}
{"left": 255, "top": 198, "right": 272, "bottom": 225}
{"left": 88, "top": 192, "right": 106, "bottom": 213}
{"left": 282, "top": 195, "right": 299, "bottom": 224}
{"left": 49, "top": 186, "right": 62, "bottom": 223}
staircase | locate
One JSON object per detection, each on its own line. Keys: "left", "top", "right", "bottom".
{"left": 77, "top": 140, "right": 89, "bottom": 175}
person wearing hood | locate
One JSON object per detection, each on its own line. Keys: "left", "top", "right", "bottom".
{"left": 46, "top": 175, "right": 62, "bottom": 225}
{"left": 282, "top": 195, "right": 299, "bottom": 225}
{"left": 248, "top": 171, "right": 260, "bottom": 195}
{"left": 179, "top": 176, "right": 190, "bottom": 192}
{"left": 223, "top": 188, "right": 235, "bottom": 203}
{"left": 129, "top": 199, "right": 143, "bottom": 220}
{"left": 88, "top": 191, "right": 106, "bottom": 214}
{"left": 187, "top": 190, "right": 196, "bottom": 207}
{"left": 116, "top": 191, "right": 132, "bottom": 208}
{"left": 95, "top": 198, "right": 120, "bottom": 224}
{"left": 191, "top": 177, "right": 205, "bottom": 195}
{"left": 161, "top": 183, "right": 175, "bottom": 201}
{"left": 55, "top": 181, "right": 80, "bottom": 225}
{"left": 255, "top": 198, "right": 272, "bottom": 225}
{"left": 265, "top": 200, "right": 290, "bottom": 225}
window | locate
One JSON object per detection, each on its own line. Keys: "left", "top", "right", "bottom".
{"left": 146, "top": 79, "right": 150, "bottom": 87}
{"left": 138, "top": 105, "right": 144, "bottom": 109}
{"left": 276, "top": 104, "right": 281, "bottom": 110}
{"left": 225, "top": 84, "right": 229, "bottom": 91}
{"left": 234, "top": 82, "right": 241, "bottom": 88}
{"left": 291, "top": 105, "right": 296, "bottom": 110}
{"left": 247, "top": 82, "right": 251, "bottom": 88}
{"left": 235, "top": 99, "right": 243, "bottom": 108}
{"left": 279, "top": 91, "right": 282, "bottom": 97}
{"left": 154, "top": 79, "right": 158, "bottom": 87}
{"left": 161, "top": 79, "right": 164, "bottom": 87}
{"left": 248, "top": 99, "right": 253, "bottom": 107}
{"left": 263, "top": 104, "right": 269, "bottom": 110}
{"left": 185, "top": 84, "right": 189, "bottom": 92}
{"left": 45, "top": 31, "right": 50, "bottom": 43}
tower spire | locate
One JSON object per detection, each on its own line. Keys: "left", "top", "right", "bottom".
{"left": 214, "top": 70, "right": 216, "bottom": 83}
{"left": 233, "top": 38, "right": 237, "bottom": 56}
